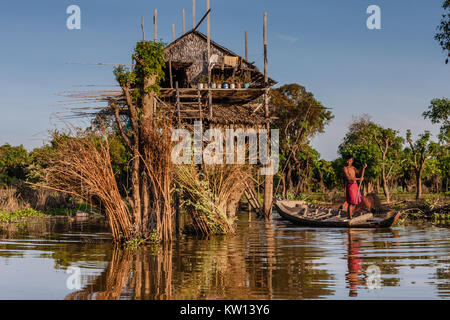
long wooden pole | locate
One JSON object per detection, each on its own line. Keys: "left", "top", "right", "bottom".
{"left": 172, "top": 23, "right": 175, "bottom": 41}
{"left": 245, "top": 31, "right": 248, "bottom": 61}
{"left": 207, "top": 0, "right": 211, "bottom": 85}
{"left": 169, "top": 59, "right": 173, "bottom": 88}
{"left": 193, "top": 0, "right": 196, "bottom": 28}
{"left": 141, "top": 17, "right": 145, "bottom": 41}
{"left": 264, "top": 12, "right": 268, "bottom": 84}
{"left": 154, "top": 9, "right": 157, "bottom": 42}
{"left": 263, "top": 12, "right": 273, "bottom": 220}
{"left": 182, "top": 9, "right": 186, "bottom": 34}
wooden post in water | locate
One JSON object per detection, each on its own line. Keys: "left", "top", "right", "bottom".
{"left": 154, "top": 9, "right": 158, "bottom": 42}
{"left": 182, "top": 9, "right": 186, "bottom": 34}
{"left": 175, "top": 191, "right": 181, "bottom": 234}
{"left": 263, "top": 12, "right": 273, "bottom": 221}
{"left": 207, "top": 0, "right": 212, "bottom": 116}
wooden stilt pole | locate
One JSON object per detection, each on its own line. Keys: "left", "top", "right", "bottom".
{"left": 175, "top": 191, "right": 181, "bottom": 234}
{"left": 207, "top": 0, "right": 211, "bottom": 86}
{"left": 263, "top": 12, "right": 273, "bottom": 221}
{"left": 154, "top": 9, "right": 158, "bottom": 42}
{"left": 141, "top": 17, "right": 145, "bottom": 41}
{"left": 207, "top": 0, "right": 212, "bottom": 117}
{"left": 182, "top": 9, "right": 186, "bottom": 34}
{"left": 193, "top": 0, "right": 196, "bottom": 29}
{"left": 169, "top": 59, "right": 173, "bottom": 88}
{"left": 245, "top": 31, "right": 248, "bottom": 61}
{"left": 176, "top": 81, "right": 181, "bottom": 125}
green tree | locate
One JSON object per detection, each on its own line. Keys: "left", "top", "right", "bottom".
{"left": 422, "top": 97, "right": 450, "bottom": 142}
{"left": 406, "top": 130, "right": 439, "bottom": 199}
{"left": 271, "top": 84, "right": 333, "bottom": 196}
{"left": 338, "top": 115, "right": 404, "bottom": 201}
{"left": 372, "top": 126, "right": 404, "bottom": 203}
{"left": 0, "top": 144, "right": 30, "bottom": 186}
{"left": 435, "top": 0, "right": 450, "bottom": 64}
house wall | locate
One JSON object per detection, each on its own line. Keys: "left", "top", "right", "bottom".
{"left": 164, "top": 32, "right": 253, "bottom": 87}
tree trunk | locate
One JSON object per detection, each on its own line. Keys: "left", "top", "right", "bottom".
{"left": 416, "top": 170, "right": 422, "bottom": 200}
{"left": 381, "top": 156, "right": 390, "bottom": 203}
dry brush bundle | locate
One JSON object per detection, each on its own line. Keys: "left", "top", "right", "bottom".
{"left": 39, "top": 130, "right": 134, "bottom": 241}
{"left": 140, "top": 113, "right": 175, "bottom": 242}
{"left": 175, "top": 163, "right": 249, "bottom": 235}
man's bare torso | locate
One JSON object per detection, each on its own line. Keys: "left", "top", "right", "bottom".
{"left": 344, "top": 166, "right": 359, "bottom": 184}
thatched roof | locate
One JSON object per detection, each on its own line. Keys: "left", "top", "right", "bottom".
{"left": 164, "top": 30, "right": 276, "bottom": 87}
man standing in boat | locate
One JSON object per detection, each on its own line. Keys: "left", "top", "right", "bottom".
{"left": 343, "top": 156, "right": 367, "bottom": 219}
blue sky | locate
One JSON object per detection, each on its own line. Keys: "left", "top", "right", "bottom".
{"left": 0, "top": 0, "right": 448, "bottom": 160}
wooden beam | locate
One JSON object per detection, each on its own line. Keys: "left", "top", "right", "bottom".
{"left": 154, "top": 9, "right": 158, "bottom": 42}
{"left": 193, "top": 8, "right": 210, "bottom": 32}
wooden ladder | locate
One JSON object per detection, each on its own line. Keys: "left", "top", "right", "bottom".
{"left": 242, "top": 179, "right": 262, "bottom": 212}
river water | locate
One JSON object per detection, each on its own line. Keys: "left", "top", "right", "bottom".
{"left": 0, "top": 213, "right": 449, "bottom": 300}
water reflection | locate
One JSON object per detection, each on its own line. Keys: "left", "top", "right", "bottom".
{"left": 1, "top": 215, "right": 449, "bottom": 299}
{"left": 346, "top": 230, "right": 363, "bottom": 297}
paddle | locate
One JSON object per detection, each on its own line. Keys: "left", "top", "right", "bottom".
{"left": 356, "top": 164, "right": 366, "bottom": 205}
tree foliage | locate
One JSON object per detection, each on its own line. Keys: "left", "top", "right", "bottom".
{"left": 435, "top": 0, "right": 450, "bottom": 64}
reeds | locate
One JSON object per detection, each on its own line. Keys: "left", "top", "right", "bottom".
{"left": 39, "top": 131, "right": 134, "bottom": 242}
{"left": 175, "top": 164, "right": 248, "bottom": 235}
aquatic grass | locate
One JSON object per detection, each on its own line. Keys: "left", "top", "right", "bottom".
{"left": 0, "top": 208, "right": 45, "bottom": 223}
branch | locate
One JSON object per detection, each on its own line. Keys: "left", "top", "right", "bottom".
{"left": 111, "top": 103, "right": 132, "bottom": 149}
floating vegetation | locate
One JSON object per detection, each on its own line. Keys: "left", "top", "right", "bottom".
{"left": 0, "top": 208, "right": 45, "bottom": 223}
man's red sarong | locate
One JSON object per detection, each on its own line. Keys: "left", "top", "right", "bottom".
{"left": 346, "top": 182, "right": 361, "bottom": 205}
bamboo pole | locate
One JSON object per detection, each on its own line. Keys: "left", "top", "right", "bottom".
{"left": 245, "top": 31, "right": 248, "bottom": 61}
{"left": 198, "top": 89, "right": 202, "bottom": 123}
{"left": 169, "top": 59, "right": 173, "bottom": 88}
{"left": 141, "top": 17, "right": 145, "bottom": 41}
{"left": 207, "top": 0, "right": 211, "bottom": 85}
{"left": 154, "top": 9, "right": 158, "bottom": 42}
{"left": 172, "top": 23, "right": 175, "bottom": 41}
{"left": 176, "top": 81, "right": 180, "bottom": 125}
{"left": 263, "top": 12, "right": 273, "bottom": 220}
{"left": 182, "top": 9, "right": 186, "bottom": 34}
{"left": 193, "top": 0, "right": 196, "bottom": 28}
{"left": 264, "top": 13, "right": 268, "bottom": 84}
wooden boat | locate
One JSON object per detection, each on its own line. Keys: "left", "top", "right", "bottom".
{"left": 274, "top": 199, "right": 402, "bottom": 228}
{"left": 75, "top": 210, "right": 89, "bottom": 218}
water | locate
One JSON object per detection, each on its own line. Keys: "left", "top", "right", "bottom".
{"left": 0, "top": 213, "right": 449, "bottom": 300}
